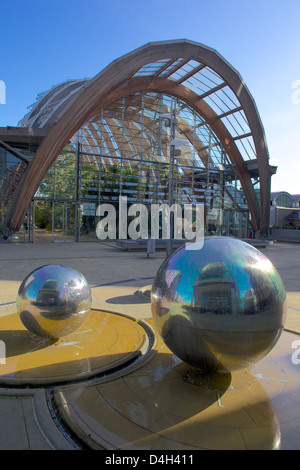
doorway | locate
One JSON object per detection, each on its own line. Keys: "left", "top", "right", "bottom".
{"left": 52, "top": 201, "right": 76, "bottom": 242}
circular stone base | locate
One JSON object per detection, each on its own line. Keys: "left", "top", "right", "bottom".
{"left": 0, "top": 309, "right": 151, "bottom": 385}
{"left": 54, "top": 327, "right": 294, "bottom": 450}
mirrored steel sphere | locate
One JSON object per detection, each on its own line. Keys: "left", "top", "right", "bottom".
{"left": 17, "top": 265, "right": 92, "bottom": 339}
{"left": 151, "top": 237, "right": 287, "bottom": 373}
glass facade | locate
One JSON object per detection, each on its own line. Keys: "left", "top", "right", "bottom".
{"left": 1, "top": 41, "right": 271, "bottom": 240}
{"left": 19, "top": 92, "right": 254, "bottom": 242}
{"left": 275, "top": 193, "right": 293, "bottom": 208}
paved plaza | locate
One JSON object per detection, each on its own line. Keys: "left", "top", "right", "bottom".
{"left": 0, "top": 239, "right": 300, "bottom": 449}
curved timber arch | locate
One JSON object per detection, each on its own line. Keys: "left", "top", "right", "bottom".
{"left": 3, "top": 39, "right": 271, "bottom": 235}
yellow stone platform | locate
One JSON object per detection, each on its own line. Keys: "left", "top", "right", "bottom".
{"left": 1, "top": 304, "right": 300, "bottom": 449}
{"left": 0, "top": 309, "right": 153, "bottom": 385}
{"left": 54, "top": 328, "right": 300, "bottom": 450}
{"left": 1, "top": 241, "right": 300, "bottom": 450}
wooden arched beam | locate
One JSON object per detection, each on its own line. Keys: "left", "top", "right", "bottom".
{"left": 4, "top": 40, "right": 269, "bottom": 234}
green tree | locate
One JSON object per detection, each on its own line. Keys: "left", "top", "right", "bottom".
{"left": 35, "top": 150, "right": 76, "bottom": 230}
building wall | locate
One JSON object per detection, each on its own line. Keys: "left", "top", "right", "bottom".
{"left": 271, "top": 228, "right": 300, "bottom": 240}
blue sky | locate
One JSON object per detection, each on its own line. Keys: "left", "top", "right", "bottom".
{"left": 1, "top": 0, "right": 300, "bottom": 193}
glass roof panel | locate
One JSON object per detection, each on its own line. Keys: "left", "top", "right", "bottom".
{"left": 221, "top": 110, "right": 251, "bottom": 137}
{"left": 133, "top": 59, "right": 172, "bottom": 77}
{"left": 234, "top": 136, "right": 256, "bottom": 161}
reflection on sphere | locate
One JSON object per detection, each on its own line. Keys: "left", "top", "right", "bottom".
{"left": 151, "top": 237, "right": 287, "bottom": 373}
{"left": 17, "top": 265, "right": 92, "bottom": 339}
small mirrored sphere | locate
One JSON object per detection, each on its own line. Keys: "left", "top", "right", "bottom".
{"left": 151, "top": 237, "right": 287, "bottom": 373}
{"left": 17, "top": 264, "right": 92, "bottom": 339}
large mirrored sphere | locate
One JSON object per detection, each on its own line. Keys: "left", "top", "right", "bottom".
{"left": 17, "top": 265, "right": 92, "bottom": 339}
{"left": 151, "top": 237, "right": 287, "bottom": 373}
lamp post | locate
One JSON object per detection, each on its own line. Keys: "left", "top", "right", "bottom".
{"left": 161, "top": 119, "right": 187, "bottom": 257}
{"left": 166, "top": 108, "right": 176, "bottom": 258}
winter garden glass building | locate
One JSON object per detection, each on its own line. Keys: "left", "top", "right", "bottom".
{"left": 0, "top": 40, "right": 276, "bottom": 243}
